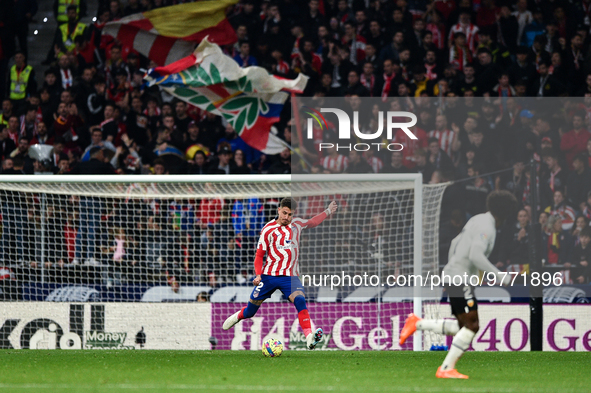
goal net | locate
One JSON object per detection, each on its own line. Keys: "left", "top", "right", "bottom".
{"left": 0, "top": 175, "right": 447, "bottom": 351}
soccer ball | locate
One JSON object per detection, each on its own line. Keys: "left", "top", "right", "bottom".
{"left": 262, "top": 338, "right": 283, "bottom": 357}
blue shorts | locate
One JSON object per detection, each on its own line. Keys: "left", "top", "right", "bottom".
{"left": 250, "top": 275, "right": 305, "bottom": 301}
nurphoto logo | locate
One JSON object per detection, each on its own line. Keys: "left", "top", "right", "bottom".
{"left": 305, "top": 107, "right": 418, "bottom": 152}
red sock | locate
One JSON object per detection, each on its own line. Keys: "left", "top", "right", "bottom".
{"left": 238, "top": 306, "right": 246, "bottom": 320}
{"left": 298, "top": 309, "right": 313, "bottom": 337}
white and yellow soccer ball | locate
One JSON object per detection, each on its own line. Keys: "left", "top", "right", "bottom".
{"left": 262, "top": 338, "right": 283, "bottom": 357}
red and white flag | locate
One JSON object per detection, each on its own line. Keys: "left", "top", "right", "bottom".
{"left": 103, "top": 0, "right": 238, "bottom": 66}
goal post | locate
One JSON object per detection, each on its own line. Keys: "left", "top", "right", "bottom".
{"left": 291, "top": 173, "right": 427, "bottom": 351}
{"left": 0, "top": 174, "right": 447, "bottom": 351}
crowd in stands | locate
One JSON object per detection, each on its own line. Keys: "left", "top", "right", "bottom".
{"left": 0, "top": 0, "right": 590, "bottom": 290}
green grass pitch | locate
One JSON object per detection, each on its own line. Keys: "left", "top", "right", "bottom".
{"left": 0, "top": 350, "right": 589, "bottom": 392}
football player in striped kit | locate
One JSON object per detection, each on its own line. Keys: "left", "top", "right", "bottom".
{"left": 223, "top": 197, "right": 337, "bottom": 350}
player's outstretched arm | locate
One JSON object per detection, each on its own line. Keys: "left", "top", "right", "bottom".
{"left": 469, "top": 242, "right": 511, "bottom": 286}
{"left": 304, "top": 201, "right": 338, "bottom": 229}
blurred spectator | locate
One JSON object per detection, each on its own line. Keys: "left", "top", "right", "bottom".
{"left": 560, "top": 112, "right": 591, "bottom": 169}
{"left": 512, "top": 0, "right": 533, "bottom": 46}
{"left": 209, "top": 144, "right": 236, "bottom": 175}
{"left": 530, "top": 58, "right": 565, "bottom": 97}
{"left": 232, "top": 149, "right": 251, "bottom": 174}
{"left": 345, "top": 70, "right": 370, "bottom": 97}
{"left": 449, "top": 32, "right": 472, "bottom": 73}
{"left": 233, "top": 41, "right": 257, "bottom": 67}
{"left": 583, "top": 192, "right": 591, "bottom": 221}
{"left": 571, "top": 215, "right": 590, "bottom": 247}
{"left": 448, "top": 10, "right": 478, "bottom": 53}
{"left": 10, "top": 136, "right": 30, "bottom": 162}
{"left": 521, "top": 9, "right": 545, "bottom": 47}
{"left": 428, "top": 114, "right": 455, "bottom": 158}
{"left": 9, "top": 52, "right": 36, "bottom": 115}
{"left": 0, "top": 126, "right": 17, "bottom": 160}
{"left": 81, "top": 127, "right": 115, "bottom": 161}
{"left": 217, "top": 124, "right": 260, "bottom": 165}
{"left": 508, "top": 46, "right": 536, "bottom": 87}
{"left": 543, "top": 214, "right": 573, "bottom": 265}
{"left": 5, "top": 115, "right": 20, "bottom": 145}
{"left": 268, "top": 147, "right": 291, "bottom": 174}
{"left": 187, "top": 150, "right": 208, "bottom": 175}
{"left": 566, "top": 154, "right": 591, "bottom": 210}
{"left": 49, "top": 5, "right": 87, "bottom": 65}
{"left": 497, "top": 209, "right": 530, "bottom": 272}
{"left": 571, "top": 227, "right": 591, "bottom": 284}
{"left": 363, "top": 148, "right": 382, "bottom": 174}
{"left": 541, "top": 148, "right": 567, "bottom": 206}
{"left": 344, "top": 149, "right": 372, "bottom": 174}
{"left": 544, "top": 189, "right": 576, "bottom": 231}
{"left": 464, "top": 164, "right": 492, "bottom": 217}
{"left": 0, "top": 99, "right": 14, "bottom": 126}
{"left": 320, "top": 145, "right": 347, "bottom": 173}
{"left": 496, "top": 7, "right": 518, "bottom": 55}
{"left": 70, "top": 146, "right": 116, "bottom": 174}
{"left": 20, "top": 105, "right": 39, "bottom": 141}
{"left": 426, "top": 136, "right": 454, "bottom": 173}
{"left": 413, "top": 148, "right": 433, "bottom": 183}
{"left": 56, "top": 54, "right": 76, "bottom": 90}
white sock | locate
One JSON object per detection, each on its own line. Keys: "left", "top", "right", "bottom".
{"left": 441, "top": 327, "right": 475, "bottom": 371}
{"left": 416, "top": 319, "right": 459, "bottom": 335}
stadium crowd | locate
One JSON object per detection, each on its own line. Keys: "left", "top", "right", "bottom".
{"left": 0, "top": 0, "right": 590, "bottom": 292}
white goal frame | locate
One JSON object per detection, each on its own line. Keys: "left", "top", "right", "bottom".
{"left": 0, "top": 173, "right": 425, "bottom": 351}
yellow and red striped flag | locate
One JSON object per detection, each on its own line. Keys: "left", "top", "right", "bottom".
{"left": 103, "top": 0, "right": 238, "bottom": 66}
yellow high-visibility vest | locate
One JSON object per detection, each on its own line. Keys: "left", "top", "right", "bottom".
{"left": 9, "top": 65, "right": 33, "bottom": 100}
{"left": 56, "top": 0, "right": 81, "bottom": 24}
{"left": 59, "top": 22, "right": 87, "bottom": 52}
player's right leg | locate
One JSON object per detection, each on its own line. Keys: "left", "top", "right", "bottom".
{"left": 222, "top": 299, "right": 263, "bottom": 330}
{"left": 222, "top": 275, "right": 274, "bottom": 330}
{"left": 436, "top": 310, "right": 477, "bottom": 379}
{"left": 435, "top": 284, "right": 479, "bottom": 379}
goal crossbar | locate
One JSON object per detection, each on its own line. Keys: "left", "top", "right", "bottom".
{"left": 0, "top": 173, "right": 433, "bottom": 351}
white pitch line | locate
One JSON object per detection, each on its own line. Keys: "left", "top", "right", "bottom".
{"left": 0, "top": 384, "right": 584, "bottom": 393}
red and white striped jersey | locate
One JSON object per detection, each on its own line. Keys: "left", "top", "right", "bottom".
{"left": 448, "top": 23, "right": 479, "bottom": 53}
{"left": 365, "top": 155, "right": 383, "bottom": 173}
{"left": 427, "top": 23, "right": 445, "bottom": 50}
{"left": 393, "top": 127, "right": 428, "bottom": 168}
{"left": 428, "top": 129, "right": 454, "bottom": 157}
{"left": 7, "top": 130, "right": 18, "bottom": 145}
{"left": 275, "top": 59, "right": 290, "bottom": 75}
{"left": 321, "top": 154, "right": 348, "bottom": 173}
{"left": 342, "top": 35, "right": 366, "bottom": 65}
{"left": 258, "top": 217, "right": 315, "bottom": 276}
